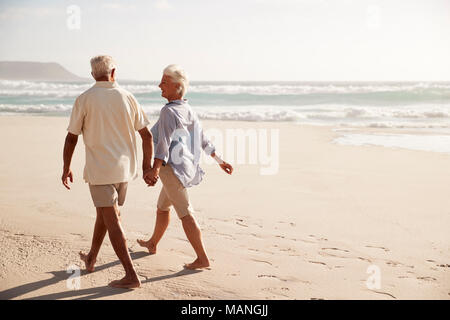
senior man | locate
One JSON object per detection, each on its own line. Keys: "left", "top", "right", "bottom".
{"left": 61, "top": 55, "right": 155, "bottom": 289}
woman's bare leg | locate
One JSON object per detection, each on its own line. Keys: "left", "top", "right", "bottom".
{"left": 137, "top": 209, "right": 170, "bottom": 254}
{"left": 181, "top": 214, "right": 210, "bottom": 269}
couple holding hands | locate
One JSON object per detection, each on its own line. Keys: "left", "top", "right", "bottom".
{"left": 62, "top": 55, "right": 233, "bottom": 288}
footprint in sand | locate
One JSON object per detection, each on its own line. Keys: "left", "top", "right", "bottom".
{"left": 386, "top": 260, "right": 414, "bottom": 269}
{"left": 227, "top": 273, "right": 239, "bottom": 276}
{"left": 251, "top": 258, "right": 274, "bottom": 266}
{"left": 208, "top": 217, "right": 229, "bottom": 223}
{"left": 249, "top": 232, "right": 264, "bottom": 239}
{"left": 297, "top": 238, "right": 316, "bottom": 244}
{"left": 308, "top": 234, "right": 328, "bottom": 242}
{"left": 257, "top": 274, "right": 305, "bottom": 284}
{"left": 322, "top": 247, "right": 350, "bottom": 252}
{"left": 319, "top": 248, "right": 371, "bottom": 263}
{"left": 365, "top": 245, "right": 390, "bottom": 252}
{"left": 319, "top": 247, "right": 351, "bottom": 258}
{"left": 235, "top": 219, "right": 248, "bottom": 227}
{"left": 261, "top": 287, "right": 290, "bottom": 298}
{"left": 258, "top": 274, "right": 279, "bottom": 279}
{"left": 417, "top": 276, "right": 437, "bottom": 282}
{"left": 425, "top": 260, "right": 450, "bottom": 268}
{"left": 371, "top": 290, "right": 396, "bottom": 299}
{"left": 69, "top": 233, "right": 84, "bottom": 239}
{"left": 279, "top": 235, "right": 324, "bottom": 245}
{"left": 308, "top": 260, "right": 332, "bottom": 269}
{"left": 257, "top": 274, "right": 288, "bottom": 282}
{"left": 276, "top": 221, "right": 296, "bottom": 227}
{"left": 216, "top": 232, "right": 236, "bottom": 240}
{"left": 269, "top": 244, "right": 299, "bottom": 255}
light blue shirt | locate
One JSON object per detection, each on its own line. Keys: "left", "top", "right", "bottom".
{"left": 151, "top": 99, "right": 216, "bottom": 188}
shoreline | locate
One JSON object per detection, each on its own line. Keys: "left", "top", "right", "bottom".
{"left": 1, "top": 114, "right": 449, "bottom": 156}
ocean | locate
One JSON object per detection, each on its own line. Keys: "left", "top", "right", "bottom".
{"left": 1, "top": 79, "right": 450, "bottom": 153}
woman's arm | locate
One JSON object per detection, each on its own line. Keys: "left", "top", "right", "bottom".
{"left": 144, "top": 107, "right": 176, "bottom": 185}
{"left": 198, "top": 119, "right": 233, "bottom": 175}
{"left": 211, "top": 152, "right": 233, "bottom": 175}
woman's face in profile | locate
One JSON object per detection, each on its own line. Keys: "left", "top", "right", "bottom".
{"left": 159, "top": 74, "right": 179, "bottom": 100}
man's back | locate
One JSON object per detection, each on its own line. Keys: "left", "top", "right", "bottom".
{"left": 67, "top": 81, "right": 149, "bottom": 185}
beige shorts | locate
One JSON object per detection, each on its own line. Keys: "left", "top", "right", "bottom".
{"left": 157, "top": 165, "right": 194, "bottom": 219}
{"left": 89, "top": 182, "right": 128, "bottom": 208}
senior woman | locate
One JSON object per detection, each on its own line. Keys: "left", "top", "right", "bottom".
{"left": 138, "top": 65, "right": 233, "bottom": 269}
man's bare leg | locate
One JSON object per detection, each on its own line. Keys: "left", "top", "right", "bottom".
{"left": 137, "top": 209, "right": 170, "bottom": 254}
{"left": 100, "top": 205, "right": 140, "bottom": 289}
{"left": 181, "top": 214, "right": 210, "bottom": 269}
{"left": 79, "top": 208, "right": 106, "bottom": 272}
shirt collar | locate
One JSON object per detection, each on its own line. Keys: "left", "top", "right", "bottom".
{"left": 94, "top": 81, "right": 118, "bottom": 88}
{"left": 166, "top": 99, "right": 187, "bottom": 106}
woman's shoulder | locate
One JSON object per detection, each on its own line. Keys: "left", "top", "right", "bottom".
{"left": 159, "top": 104, "right": 178, "bottom": 124}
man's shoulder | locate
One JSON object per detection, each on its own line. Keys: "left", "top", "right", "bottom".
{"left": 115, "top": 86, "right": 139, "bottom": 106}
{"left": 78, "top": 84, "right": 135, "bottom": 101}
{"left": 77, "top": 84, "right": 96, "bottom": 100}
{"left": 114, "top": 85, "right": 132, "bottom": 95}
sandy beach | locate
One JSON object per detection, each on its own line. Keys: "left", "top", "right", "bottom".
{"left": 0, "top": 116, "right": 449, "bottom": 300}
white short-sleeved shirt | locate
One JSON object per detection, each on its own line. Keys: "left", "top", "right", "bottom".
{"left": 67, "top": 81, "right": 150, "bottom": 185}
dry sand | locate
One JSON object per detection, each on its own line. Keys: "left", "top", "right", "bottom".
{"left": 0, "top": 116, "right": 449, "bottom": 300}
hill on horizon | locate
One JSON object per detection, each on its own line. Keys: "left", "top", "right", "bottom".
{"left": 0, "top": 61, "right": 86, "bottom": 81}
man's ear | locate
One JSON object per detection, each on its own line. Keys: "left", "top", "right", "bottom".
{"left": 110, "top": 68, "right": 116, "bottom": 81}
{"left": 91, "top": 71, "right": 95, "bottom": 80}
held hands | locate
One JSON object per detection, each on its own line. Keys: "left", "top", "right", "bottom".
{"left": 143, "top": 167, "right": 159, "bottom": 186}
{"left": 61, "top": 168, "right": 73, "bottom": 190}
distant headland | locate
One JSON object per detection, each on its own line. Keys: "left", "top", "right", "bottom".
{"left": 0, "top": 61, "right": 86, "bottom": 81}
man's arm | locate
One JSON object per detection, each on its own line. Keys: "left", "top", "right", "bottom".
{"left": 144, "top": 158, "right": 164, "bottom": 186}
{"left": 138, "top": 127, "right": 154, "bottom": 172}
{"left": 62, "top": 132, "right": 79, "bottom": 190}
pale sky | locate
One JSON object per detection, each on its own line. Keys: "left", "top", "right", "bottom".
{"left": 0, "top": 0, "right": 449, "bottom": 81}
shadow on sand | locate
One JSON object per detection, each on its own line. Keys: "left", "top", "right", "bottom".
{"left": 0, "top": 251, "right": 202, "bottom": 300}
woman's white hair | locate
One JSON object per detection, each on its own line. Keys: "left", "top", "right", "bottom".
{"left": 90, "top": 55, "right": 116, "bottom": 79}
{"left": 163, "top": 64, "right": 189, "bottom": 96}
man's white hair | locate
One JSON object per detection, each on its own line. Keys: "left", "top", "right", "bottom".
{"left": 163, "top": 64, "right": 189, "bottom": 96}
{"left": 90, "top": 55, "right": 116, "bottom": 79}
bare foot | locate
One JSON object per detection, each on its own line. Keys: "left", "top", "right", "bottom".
{"left": 109, "top": 276, "right": 141, "bottom": 289}
{"left": 184, "top": 258, "right": 210, "bottom": 270}
{"left": 137, "top": 239, "right": 157, "bottom": 254}
{"left": 79, "top": 251, "right": 95, "bottom": 273}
